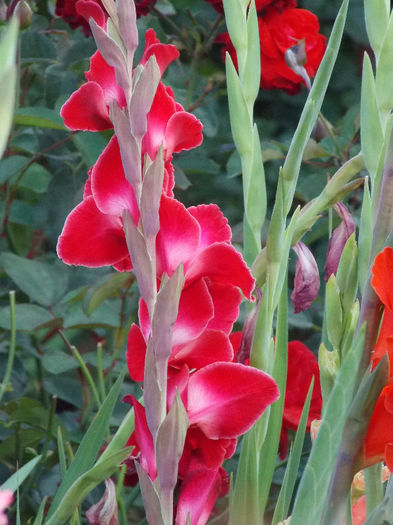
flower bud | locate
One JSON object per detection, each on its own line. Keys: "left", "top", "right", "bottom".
{"left": 325, "top": 274, "right": 343, "bottom": 349}
{"left": 318, "top": 343, "right": 340, "bottom": 400}
{"left": 12, "top": 0, "right": 32, "bottom": 29}
{"left": 336, "top": 234, "right": 358, "bottom": 313}
{"left": 324, "top": 202, "right": 355, "bottom": 281}
{"left": 291, "top": 242, "right": 320, "bottom": 314}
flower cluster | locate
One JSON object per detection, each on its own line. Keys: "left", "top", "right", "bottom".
{"left": 212, "top": 0, "right": 326, "bottom": 93}
{"left": 57, "top": 2, "right": 279, "bottom": 523}
{"left": 55, "top": 0, "right": 157, "bottom": 36}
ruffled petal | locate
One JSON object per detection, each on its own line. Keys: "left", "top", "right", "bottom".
{"left": 57, "top": 196, "right": 129, "bottom": 267}
{"left": 188, "top": 204, "right": 231, "bottom": 248}
{"left": 187, "top": 362, "right": 279, "bottom": 439}
{"left": 75, "top": 0, "right": 107, "bottom": 29}
{"left": 141, "top": 29, "right": 179, "bottom": 76}
{"left": 185, "top": 243, "right": 255, "bottom": 301}
{"left": 60, "top": 82, "right": 112, "bottom": 131}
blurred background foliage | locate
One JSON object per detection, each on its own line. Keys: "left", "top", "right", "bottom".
{"left": 0, "top": 0, "right": 368, "bottom": 522}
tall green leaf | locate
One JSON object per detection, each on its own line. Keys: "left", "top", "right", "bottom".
{"left": 47, "top": 369, "right": 126, "bottom": 518}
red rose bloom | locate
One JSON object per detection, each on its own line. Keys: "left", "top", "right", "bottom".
{"left": 217, "top": 6, "right": 326, "bottom": 94}
{"left": 205, "top": 0, "right": 297, "bottom": 14}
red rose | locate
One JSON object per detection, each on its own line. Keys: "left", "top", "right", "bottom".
{"left": 205, "top": 0, "right": 297, "bottom": 14}
{"left": 217, "top": 6, "right": 326, "bottom": 94}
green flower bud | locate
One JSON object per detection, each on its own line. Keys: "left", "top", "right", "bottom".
{"left": 318, "top": 343, "right": 340, "bottom": 401}
{"left": 325, "top": 274, "right": 343, "bottom": 350}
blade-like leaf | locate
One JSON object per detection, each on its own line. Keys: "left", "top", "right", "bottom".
{"left": 47, "top": 369, "right": 126, "bottom": 518}
{"left": 1, "top": 455, "right": 42, "bottom": 492}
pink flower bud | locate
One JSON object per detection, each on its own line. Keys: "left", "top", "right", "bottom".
{"left": 324, "top": 202, "right": 355, "bottom": 280}
{"left": 86, "top": 479, "right": 119, "bottom": 525}
{"left": 291, "top": 242, "right": 320, "bottom": 313}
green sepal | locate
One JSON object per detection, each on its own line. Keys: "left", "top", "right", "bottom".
{"left": 318, "top": 343, "right": 340, "bottom": 402}
{"left": 361, "top": 53, "right": 384, "bottom": 181}
{"left": 325, "top": 274, "right": 343, "bottom": 352}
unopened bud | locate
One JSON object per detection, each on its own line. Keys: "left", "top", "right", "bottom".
{"left": 324, "top": 202, "right": 356, "bottom": 281}
{"left": 13, "top": 0, "right": 32, "bottom": 29}
{"left": 325, "top": 275, "right": 343, "bottom": 350}
{"left": 291, "top": 241, "right": 320, "bottom": 313}
{"left": 318, "top": 343, "right": 340, "bottom": 400}
{"left": 336, "top": 234, "right": 358, "bottom": 313}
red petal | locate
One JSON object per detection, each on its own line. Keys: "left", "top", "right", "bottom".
{"left": 188, "top": 204, "right": 231, "bottom": 247}
{"left": 283, "top": 341, "right": 322, "bottom": 431}
{"left": 185, "top": 243, "right": 255, "bottom": 301}
{"left": 364, "top": 384, "right": 393, "bottom": 465}
{"left": 371, "top": 247, "right": 393, "bottom": 312}
{"left": 205, "top": 282, "right": 241, "bottom": 335}
{"left": 171, "top": 330, "right": 234, "bottom": 370}
{"left": 85, "top": 51, "right": 126, "bottom": 108}
{"left": 126, "top": 323, "right": 146, "bottom": 382}
{"left": 143, "top": 83, "right": 176, "bottom": 160}
{"left": 75, "top": 0, "right": 107, "bottom": 29}
{"left": 156, "top": 196, "right": 201, "bottom": 277}
{"left": 372, "top": 308, "right": 393, "bottom": 380}
{"left": 173, "top": 279, "right": 214, "bottom": 346}
{"left": 60, "top": 82, "right": 112, "bottom": 131}
{"left": 57, "top": 196, "right": 129, "bottom": 267}
{"left": 175, "top": 467, "right": 224, "bottom": 525}
{"left": 92, "top": 135, "right": 139, "bottom": 223}
{"left": 187, "top": 362, "right": 279, "bottom": 439}
{"left": 141, "top": 29, "right": 179, "bottom": 76}
{"left": 165, "top": 112, "right": 203, "bottom": 157}
{"left": 126, "top": 396, "right": 157, "bottom": 480}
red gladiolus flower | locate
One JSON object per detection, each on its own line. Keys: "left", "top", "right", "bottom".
{"left": 217, "top": 6, "right": 326, "bottom": 94}
{"left": 55, "top": 0, "right": 157, "bottom": 36}
{"left": 279, "top": 340, "right": 322, "bottom": 458}
{"left": 204, "top": 0, "right": 297, "bottom": 14}
{"left": 61, "top": 29, "right": 179, "bottom": 132}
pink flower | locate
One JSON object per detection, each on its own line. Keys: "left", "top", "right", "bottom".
{"left": 291, "top": 241, "right": 320, "bottom": 313}
{"left": 0, "top": 490, "right": 13, "bottom": 525}
{"left": 60, "top": 29, "right": 180, "bottom": 131}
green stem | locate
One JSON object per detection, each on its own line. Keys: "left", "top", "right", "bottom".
{"left": 71, "top": 345, "right": 102, "bottom": 411}
{"left": 0, "top": 290, "right": 16, "bottom": 402}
